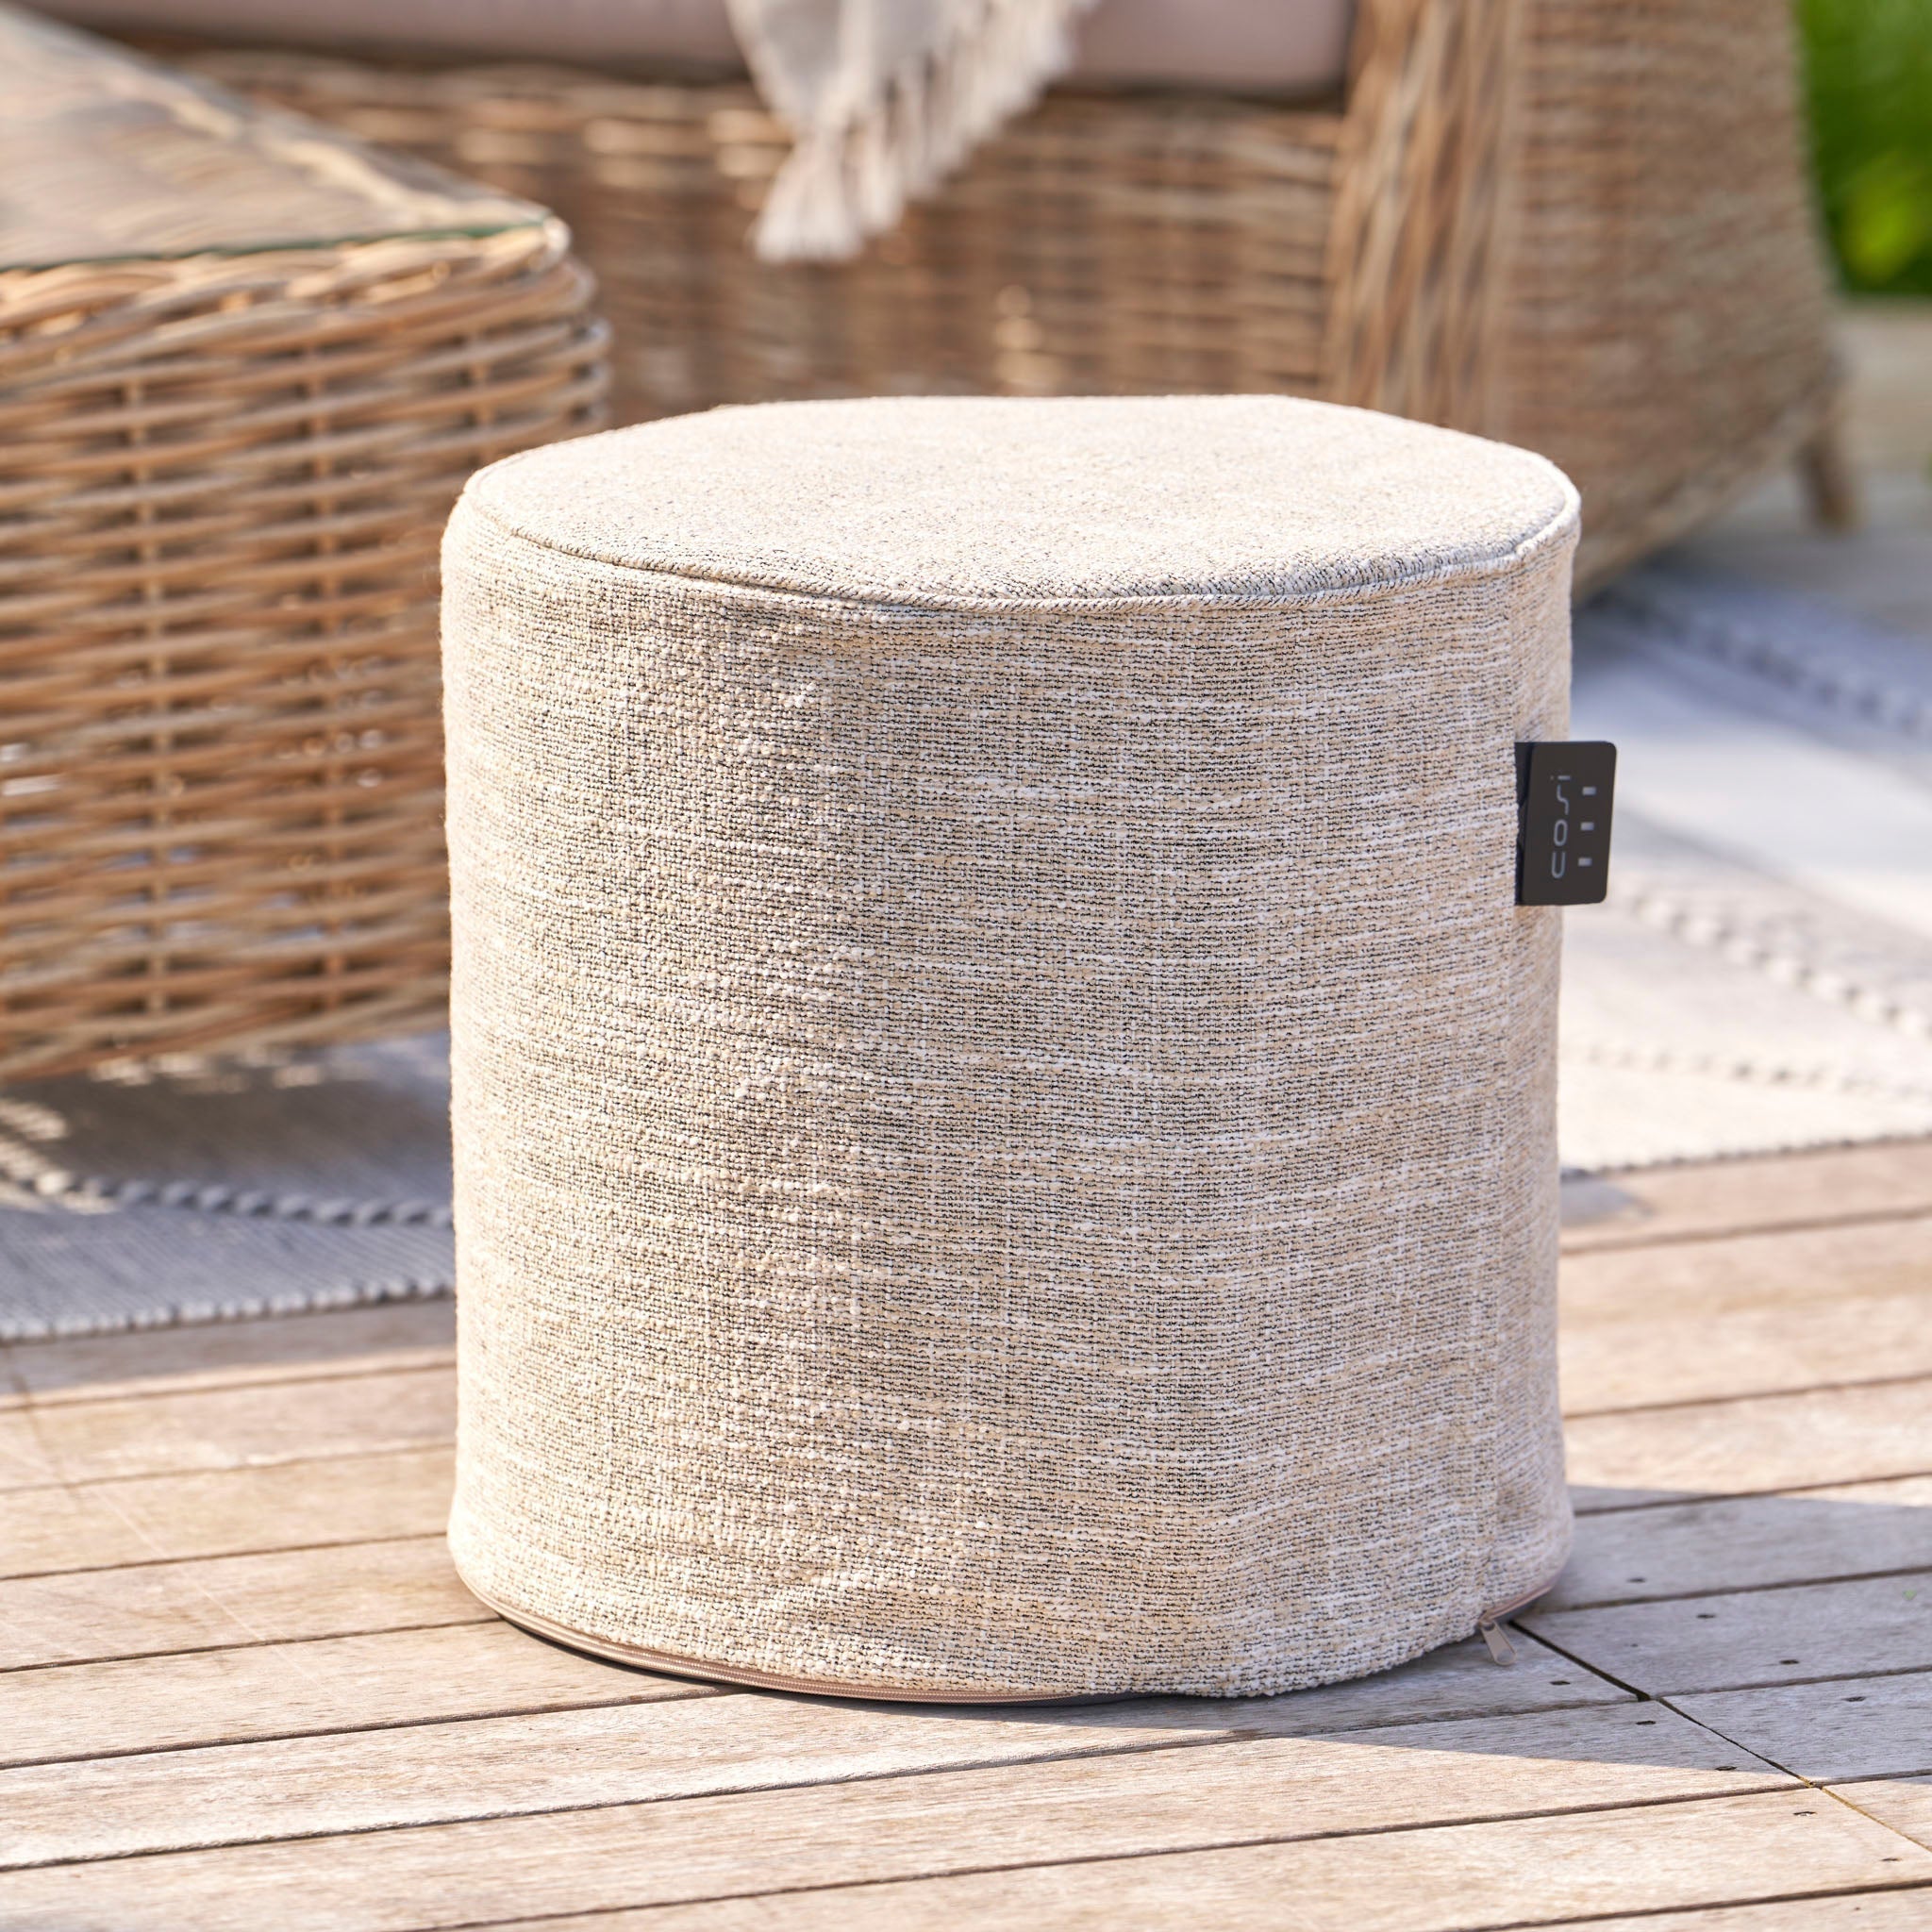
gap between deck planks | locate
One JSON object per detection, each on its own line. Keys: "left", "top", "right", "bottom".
{"left": 0, "top": 1613, "right": 1613, "bottom": 1767}
{"left": 1847, "top": 1778, "right": 1932, "bottom": 1854}
{"left": 1, "top": 1139, "right": 1928, "bottom": 1928}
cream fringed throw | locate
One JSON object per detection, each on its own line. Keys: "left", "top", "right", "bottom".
{"left": 727, "top": 0, "right": 1095, "bottom": 258}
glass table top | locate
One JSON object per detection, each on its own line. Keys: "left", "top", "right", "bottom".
{"left": 0, "top": 4, "right": 550, "bottom": 275}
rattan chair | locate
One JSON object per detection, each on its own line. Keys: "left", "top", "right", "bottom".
{"left": 166, "top": 0, "right": 1841, "bottom": 592}
{"left": 1498, "top": 0, "right": 1847, "bottom": 581}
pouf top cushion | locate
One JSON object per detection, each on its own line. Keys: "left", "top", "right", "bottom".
{"left": 461, "top": 395, "right": 1577, "bottom": 610}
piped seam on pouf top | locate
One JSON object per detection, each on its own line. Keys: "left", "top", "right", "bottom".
{"left": 456, "top": 486, "right": 1581, "bottom": 618}
{"left": 455, "top": 401, "right": 1582, "bottom": 619}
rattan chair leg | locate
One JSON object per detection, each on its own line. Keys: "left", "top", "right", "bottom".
{"left": 1797, "top": 416, "right": 1860, "bottom": 532}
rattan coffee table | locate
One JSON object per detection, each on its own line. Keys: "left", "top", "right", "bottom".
{"left": 0, "top": 7, "right": 608, "bottom": 1080}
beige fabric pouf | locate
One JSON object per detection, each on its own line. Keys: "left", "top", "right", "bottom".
{"left": 441, "top": 395, "right": 1580, "bottom": 1702}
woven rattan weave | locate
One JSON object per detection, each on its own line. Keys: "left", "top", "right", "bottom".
{"left": 179, "top": 0, "right": 1839, "bottom": 590}
{"left": 1497, "top": 0, "right": 1841, "bottom": 585}
{"left": 177, "top": 0, "right": 1507, "bottom": 447}
{"left": 0, "top": 10, "right": 608, "bottom": 1079}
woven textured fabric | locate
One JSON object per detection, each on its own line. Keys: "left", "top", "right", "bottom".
{"left": 441, "top": 395, "right": 1579, "bottom": 1701}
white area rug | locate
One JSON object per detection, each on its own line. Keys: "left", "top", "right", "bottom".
{"left": 1564, "top": 560, "right": 1932, "bottom": 1170}
{"left": 0, "top": 1035, "right": 455, "bottom": 1339}
{"left": 6, "top": 558, "right": 1931, "bottom": 1338}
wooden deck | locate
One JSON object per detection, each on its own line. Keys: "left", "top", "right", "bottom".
{"left": 1, "top": 1141, "right": 1930, "bottom": 1928}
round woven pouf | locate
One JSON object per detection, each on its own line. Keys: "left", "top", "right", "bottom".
{"left": 441, "top": 395, "right": 1580, "bottom": 1701}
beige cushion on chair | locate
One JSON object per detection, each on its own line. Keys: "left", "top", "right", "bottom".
{"left": 438, "top": 394, "right": 1578, "bottom": 1702}
{"left": 1076, "top": 0, "right": 1351, "bottom": 92}
{"left": 37, "top": 0, "right": 1353, "bottom": 92}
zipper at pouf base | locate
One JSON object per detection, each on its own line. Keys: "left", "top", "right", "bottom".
{"left": 1475, "top": 1570, "right": 1569, "bottom": 1668}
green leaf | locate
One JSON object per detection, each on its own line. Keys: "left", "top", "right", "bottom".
{"left": 1842, "top": 153, "right": 1932, "bottom": 284}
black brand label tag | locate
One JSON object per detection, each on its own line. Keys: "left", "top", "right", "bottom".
{"left": 1516, "top": 741, "right": 1615, "bottom": 906}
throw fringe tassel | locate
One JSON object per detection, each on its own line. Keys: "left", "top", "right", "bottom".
{"left": 754, "top": 0, "right": 1098, "bottom": 262}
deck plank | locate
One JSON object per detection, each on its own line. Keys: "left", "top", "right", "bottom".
{"left": 0, "top": 1684, "right": 1682, "bottom": 1871}
{"left": 1676, "top": 1673, "right": 1932, "bottom": 1783}
{"left": 524, "top": 1873, "right": 1932, "bottom": 1932}
{"left": 0, "top": 1366, "right": 453, "bottom": 1492}
{"left": 1524, "top": 1897, "right": 1932, "bottom": 1931}
{"left": 1559, "top": 1141, "right": 1932, "bottom": 1255}
{"left": 2, "top": 1135, "right": 1928, "bottom": 1922}
{"left": 1840, "top": 1777, "right": 1932, "bottom": 1852}
{"left": 1566, "top": 1379, "right": 1932, "bottom": 1510}
{"left": 0, "top": 1621, "right": 1613, "bottom": 1772}
{"left": 1548, "top": 1476, "right": 1932, "bottom": 1608}
{"left": 0, "top": 1445, "right": 453, "bottom": 1579}
{"left": 0, "top": 1536, "right": 481, "bottom": 1672}
{"left": 1558, "top": 1217, "right": 1932, "bottom": 1412}
{"left": 1522, "top": 1574, "right": 1932, "bottom": 1697}
{"left": 1561, "top": 1292, "right": 1932, "bottom": 1416}
{"left": 2, "top": 1788, "right": 1918, "bottom": 1932}
{"left": 0, "top": 1622, "right": 707, "bottom": 1770}
{"left": 0, "top": 1298, "right": 454, "bottom": 1409}
{"left": 1561, "top": 1216, "right": 1932, "bottom": 1327}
